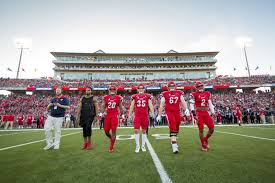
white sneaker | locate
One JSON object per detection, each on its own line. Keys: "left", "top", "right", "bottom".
{"left": 43, "top": 144, "right": 53, "bottom": 150}
{"left": 53, "top": 145, "right": 60, "bottom": 150}
{"left": 135, "top": 146, "right": 140, "bottom": 153}
{"left": 141, "top": 146, "right": 146, "bottom": 152}
{"left": 172, "top": 144, "right": 179, "bottom": 154}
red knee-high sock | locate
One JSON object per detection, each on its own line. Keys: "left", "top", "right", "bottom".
{"left": 200, "top": 137, "right": 205, "bottom": 145}
{"left": 172, "top": 140, "right": 177, "bottom": 144}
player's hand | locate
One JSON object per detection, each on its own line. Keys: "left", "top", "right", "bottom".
{"left": 156, "top": 115, "right": 161, "bottom": 122}
{"left": 184, "top": 109, "right": 190, "bottom": 116}
{"left": 211, "top": 113, "right": 216, "bottom": 120}
{"left": 128, "top": 115, "right": 133, "bottom": 121}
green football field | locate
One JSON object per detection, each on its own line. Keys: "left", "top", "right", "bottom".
{"left": 0, "top": 125, "right": 275, "bottom": 183}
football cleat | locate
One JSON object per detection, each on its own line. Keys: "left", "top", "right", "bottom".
{"left": 172, "top": 144, "right": 179, "bottom": 154}
{"left": 109, "top": 147, "right": 114, "bottom": 153}
{"left": 135, "top": 146, "right": 140, "bottom": 153}
{"left": 43, "top": 144, "right": 54, "bottom": 150}
{"left": 141, "top": 146, "right": 146, "bottom": 152}
{"left": 201, "top": 143, "right": 208, "bottom": 152}
{"left": 86, "top": 141, "right": 92, "bottom": 150}
{"left": 82, "top": 142, "right": 87, "bottom": 150}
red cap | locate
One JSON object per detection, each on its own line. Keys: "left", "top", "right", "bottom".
{"left": 195, "top": 81, "right": 204, "bottom": 88}
{"left": 109, "top": 85, "right": 117, "bottom": 91}
{"left": 167, "top": 81, "right": 176, "bottom": 87}
{"left": 137, "top": 83, "right": 145, "bottom": 89}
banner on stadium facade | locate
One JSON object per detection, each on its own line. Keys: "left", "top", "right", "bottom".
{"left": 146, "top": 86, "right": 161, "bottom": 90}
{"left": 117, "top": 87, "right": 137, "bottom": 91}
{"left": 61, "top": 87, "right": 87, "bottom": 91}
{"left": 262, "top": 84, "right": 272, "bottom": 87}
{"left": 0, "top": 87, "right": 26, "bottom": 91}
{"left": 214, "top": 85, "right": 230, "bottom": 89}
{"left": 229, "top": 85, "right": 239, "bottom": 88}
{"left": 26, "top": 87, "right": 36, "bottom": 91}
{"left": 92, "top": 87, "right": 108, "bottom": 91}
{"left": 204, "top": 85, "right": 213, "bottom": 89}
{"left": 239, "top": 85, "right": 261, "bottom": 88}
{"left": 36, "top": 88, "right": 53, "bottom": 91}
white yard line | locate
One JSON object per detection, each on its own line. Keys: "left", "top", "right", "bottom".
{"left": 0, "top": 124, "right": 274, "bottom": 132}
{"left": 0, "top": 131, "right": 80, "bottom": 151}
{"left": 146, "top": 139, "right": 173, "bottom": 183}
{"left": 0, "top": 132, "right": 32, "bottom": 137}
{"left": 241, "top": 126, "right": 275, "bottom": 130}
{"left": 215, "top": 130, "right": 275, "bottom": 142}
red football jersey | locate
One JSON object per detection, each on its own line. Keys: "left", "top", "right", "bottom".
{"left": 236, "top": 107, "right": 242, "bottom": 116}
{"left": 131, "top": 93, "right": 152, "bottom": 115}
{"left": 161, "top": 90, "right": 184, "bottom": 112}
{"left": 9, "top": 115, "right": 15, "bottom": 121}
{"left": 2, "top": 115, "right": 7, "bottom": 122}
{"left": 104, "top": 95, "right": 123, "bottom": 115}
{"left": 18, "top": 115, "right": 23, "bottom": 123}
{"left": 40, "top": 116, "right": 45, "bottom": 123}
{"left": 190, "top": 91, "right": 211, "bottom": 108}
{"left": 27, "top": 115, "right": 33, "bottom": 123}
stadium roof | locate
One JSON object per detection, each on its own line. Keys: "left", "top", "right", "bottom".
{"left": 50, "top": 50, "right": 219, "bottom": 57}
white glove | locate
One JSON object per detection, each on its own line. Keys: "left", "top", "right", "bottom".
{"left": 128, "top": 115, "right": 133, "bottom": 121}
{"left": 184, "top": 109, "right": 190, "bottom": 117}
{"left": 156, "top": 115, "right": 161, "bottom": 122}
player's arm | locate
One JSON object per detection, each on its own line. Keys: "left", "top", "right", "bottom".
{"left": 157, "top": 96, "right": 165, "bottom": 121}
{"left": 128, "top": 100, "right": 135, "bottom": 118}
{"left": 189, "top": 93, "right": 196, "bottom": 116}
{"left": 148, "top": 99, "right": 155, "bottom": 118}
{"left": 180, "top": 95, "right": 190, "bottom": 116}
{"left": 208, "top": 94, "right": 215, "bottom": 115}
{"left": 93, "top": 96, "right": 99, "bottom": 117}
{"left": 119, "top": 100, "right": 124, "bottom": 115}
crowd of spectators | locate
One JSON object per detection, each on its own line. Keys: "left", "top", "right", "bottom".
{"left": 212, "top": 91, "right": 274, "bottom": 124}
{"left": 0, "top": 75, "right": 274, "bottom": 88}
{"left": 0, "top": 88, "right": 274, "bottom": 129}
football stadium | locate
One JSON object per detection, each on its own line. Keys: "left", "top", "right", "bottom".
{"left": 0, "top": 1, "right": 275, "bottom": 183}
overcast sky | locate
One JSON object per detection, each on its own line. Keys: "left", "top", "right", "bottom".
{"left": 0, "top": 0, "right": 274, "bottom": 78}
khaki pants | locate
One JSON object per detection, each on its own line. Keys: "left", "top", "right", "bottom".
{"left": 260, "top": 115, "right": 266, "bottom": 124}
{"left": 271, "top": 115, "right": 274, "bottom": 124}
{"left": 44, "top": 115, "right": 64, "bottom": 147}
{"left": 4, "top": 122, "right": 13, "bottom": 130}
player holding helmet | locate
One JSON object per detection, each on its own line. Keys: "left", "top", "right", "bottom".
{"left": 103, "top": 85, "right": 123, "bottom": 153}
{"left": 189, "top": 82, "right": 216, "bottom": 152}
{"left": 128, "top": 83, "right": 154, "bottom": 153}
{"left": 157, "top": 81, "right": 190, "bottom": 154}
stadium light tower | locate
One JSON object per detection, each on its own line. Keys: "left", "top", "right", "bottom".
{"left": 236, "top": 36, "right": 253, "bottom": 77}
{"left": 243, "top": 44, "right": 250, "bottom": 77}
{"left": 15, "top": 39, "right": 30, "bottom": 79}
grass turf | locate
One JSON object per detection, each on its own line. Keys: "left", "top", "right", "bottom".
{"left": 0, "top": 125, "right": 275, "bottom": 183}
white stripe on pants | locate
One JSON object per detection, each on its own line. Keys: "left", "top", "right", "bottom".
{"left": 44, "top": 115, "right": 63, "bottom": 146}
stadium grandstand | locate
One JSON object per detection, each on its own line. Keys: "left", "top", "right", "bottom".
{"left": 51, "top": 50, "right": 218, "bottom": 80}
